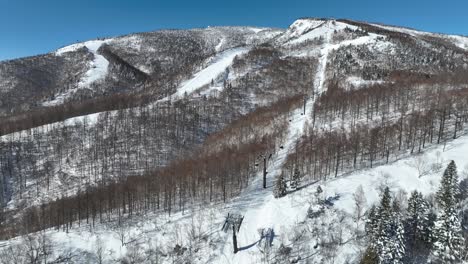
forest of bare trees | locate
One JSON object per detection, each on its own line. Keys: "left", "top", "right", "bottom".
{"left": 282, "top": 71, "right": 468, "bottom": 185}
{"left": 0, "top": 95, "right": 303, "bottom": 239}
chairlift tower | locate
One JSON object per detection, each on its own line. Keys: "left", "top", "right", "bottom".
{"left": 222, "top": 213, "right": 244, "bottom": 254}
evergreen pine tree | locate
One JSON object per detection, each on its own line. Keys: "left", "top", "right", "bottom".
{"left": 432, "top": 207, "right": 465, "bottom": 263}
{"left": 389, "top": 200, "right": 405, "bottom": 264}
{"left": 290, "top": 167, "right": 301, "bottom": 190}
{"left": 431, "top": 161, "right": 465, "bottom": 263}
{"left": 365, "top": 205, "right": 379, "bottom": 240}
{"left": 373, "top": 187, "right": 394, "bottom": 262}
{"left": 273, "top": 174, "right": 287, "bottom": 198}
{"left": 405, "top": 191, "right": 432, "bottom": 261}
{"left": 368, "top": 187, "right": 406, "bottom": 264}
{"left": 436, "top": 160, "right": 459, "bottom": 209}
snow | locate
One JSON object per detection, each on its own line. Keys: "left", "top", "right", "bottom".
{"left": 310, "top": 22, "right": 390, "bottom": 92}
{"left": 286, "top": 20, "right": 391, "bottom": 58}
{"left": 370, "top": 23, "right": 424, "bottom": 38}
{"left": 158, "top": 47, "right": 250, "bottom": 102}
{"left": 346, "top": 76, "right": 386, "bottom": 88}
{"left": 215, "top": 131, "right": 468, "bottom": 263}
{"left": 75, "top": 40, "right": 111, "bottom": 88}
{"left": 4, "top": 119, "right": 468, "bottom": 263}
{"left": 313, "top": 21, "right": 334, "bottom": 92}
{"left": 220, "top": 103, "right": 313, "bottom": 263}
{"left": 287, "top": 20, "right": 357, "bottom": 45}
{"left": 278, "top": 19, "right": 326, "bottom": 42}
{"left": 175, "top": 47, "right": 249, "bottom": 97}
{"left": 209, "top": 25, "right": 334, "bottom": 261}
{"left": 371, "top": 23, "right": 468, "bottom": 51}
{"left": 248, "top": 27, "right": 269, "bottom": 34}
{"left": 5, "top": 19, "right": 468, "bottom": 264}
{"left": 215, "top": 37, "right": 226, "bottom": 52}
{"left": 45, "top": 40, "right": 113, "bottom": 106}
{"left": 449, "top": 35, "right": 468, "bottom": 50}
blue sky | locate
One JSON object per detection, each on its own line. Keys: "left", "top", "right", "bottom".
{"left": 1, "top": 0, "right": 467, "bottom": 61}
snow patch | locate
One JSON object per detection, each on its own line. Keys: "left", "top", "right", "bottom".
{"left": 449, "top": 35, "right": 468, "bottom": 50}
{"left": 346, "top": 76, "right": 386, "bottom": 88}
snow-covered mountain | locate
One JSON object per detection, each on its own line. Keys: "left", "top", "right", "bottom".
{"left": 1, "top": 18, "right": 468, "bottom": 263}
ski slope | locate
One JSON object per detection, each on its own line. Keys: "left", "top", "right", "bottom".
{"left": 76, "top": 40, "right": 110, "bottom": 88}
{"left": 157, "top": 47, "right": 249, "bottom": 103}
{"left": 288, "top": 20, "right": 356, "bottom": 45}
{"left": 212, "top": 24, "right": 335, "bottom": 262}
{"left": 44, "top": 40, "right": 112, "bottom": 106}
{"left": 56, "top": 40, "right": 111, "bottom": 88}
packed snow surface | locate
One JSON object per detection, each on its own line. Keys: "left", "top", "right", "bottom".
{"left": 76, "top": 40, "right": 110, "bottom": 88}
{"left": 56, "top": 40, "right": 111, "bottom": 88}
{"left": 44, "top": 40, "right": 113, "bottom": 106}
{"left": 158, "top": 47, "right": 249, "bottom": 102}
{"left": 276, "top": 18, "right": 325, "bottom": 43}
{"left": 287, "top": 20, "right": 357, "bottom": 45}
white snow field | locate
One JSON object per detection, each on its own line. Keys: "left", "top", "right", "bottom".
{"left": 158, "top": 47, "right": 250, "bottom": 102}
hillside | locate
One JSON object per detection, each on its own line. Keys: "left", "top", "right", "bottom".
{"left": 0, "top": 17, "right": 468, "bottom": 263}
{"left": 2, "top": 126, "right": 468, "bottom": 263}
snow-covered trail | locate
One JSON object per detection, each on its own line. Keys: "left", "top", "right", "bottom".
{"left": 216, "top": 102, "right": 314, "bottom": 263}
{"left": 313, "top": 22, "right": 333, "bottom": 93}
{"left": 44, "top": 40, "right": 112, "bottom": 106}
{"left": 56, "top": 40, "right": 111, "bottom": 88}
{"left": 157, "top": 47, "right": 249, "bottom": 103}
{"left": 214, "top": 23, "right": 337, "bottom": 264}
{"left": 213, "top": 21, "right": 391, "bottom": 263}
{"left": 77, "top": 41, "right": 110, "bottom": 88}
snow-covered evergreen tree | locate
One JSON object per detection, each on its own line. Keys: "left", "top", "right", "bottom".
{"left": 431, "top": 207, "right": 465, "bottom": 263}
{"left": 388, "top": 200, "right": 405, "bottom": 264}
{"left": 436, "top": 160, "right": 459, "bottom": 209}
{"left": 290, "top": 167, "right": 301, "bottom": 190}
{"left": 405, "top": 191, "right": 432, "bottom": 261}
{"left": 373, "top": 188, "right": 394, "bottom": 262}
{"left": 365, "top": 205, "right": 379, "bottom": 240}
{"left": 431, "top": 161, "right": 465, "bottom": 263}
{"left": 273, "top": 174, "right": 287, "bottom": 198}
{"left": 366, "top": 187, "right": 406, "bottom": 264}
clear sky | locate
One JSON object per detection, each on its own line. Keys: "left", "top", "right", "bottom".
{"left": 1, "top": 0, "right": 467, "bottom": 61}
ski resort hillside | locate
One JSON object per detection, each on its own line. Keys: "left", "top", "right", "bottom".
{"left": 0, "top": 17, "right": 468, "bottom": 263}
{"left": 1, "top": 124, "right": 468, "bottom": 264}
